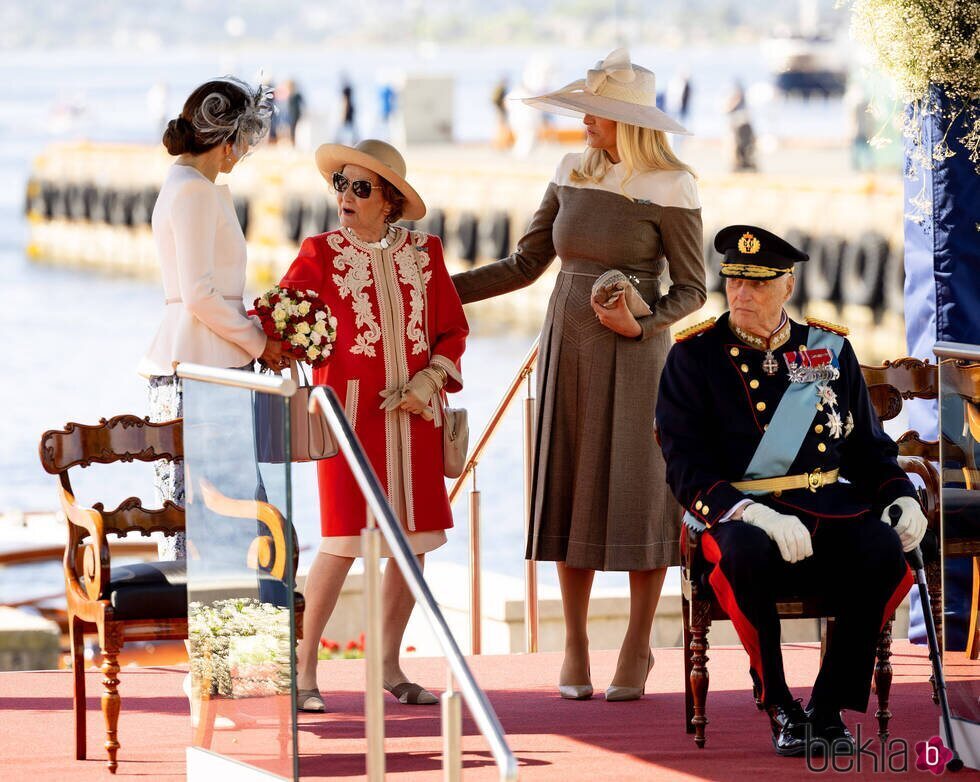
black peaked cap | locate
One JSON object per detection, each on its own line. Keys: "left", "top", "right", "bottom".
{"left": 714, "top": 224, "right": 809, "bottom": 279}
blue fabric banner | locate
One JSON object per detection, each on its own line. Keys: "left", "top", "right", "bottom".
{"left": 903, "top": 85, "right": 980, "bottom": 645}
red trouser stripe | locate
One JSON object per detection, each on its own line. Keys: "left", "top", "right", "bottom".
{"left": 881, "top": 564, "right": 914, "bottom": 632}
{"left": 701, "top": 532, "right": 767, "bottom": 702}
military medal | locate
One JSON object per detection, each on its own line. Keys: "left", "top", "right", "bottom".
{"left": 762, "top": 349, "right": 779, "bottom": 376}
{"left": 825, "top": 408, "right": 844, "bottom": 438}
{"left": 730, "top": 312, "right": 790, "bottom": 377}
{"left": 783, "top": 347, "right": 841, "bottom": 383}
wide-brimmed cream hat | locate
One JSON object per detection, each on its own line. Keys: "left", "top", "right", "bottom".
{"left": 315, "top": 139, "right": 426, "bottom": 221}
{"left": 522, "top": 48, "right": 690, "bottom": 135}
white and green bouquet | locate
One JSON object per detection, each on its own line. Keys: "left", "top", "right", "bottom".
{"left": 188, "top": 598, "right": 292, "bottom": 698}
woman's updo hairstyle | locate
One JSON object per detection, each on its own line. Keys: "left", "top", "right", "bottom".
{"left": 163, "top": 76, "right": 274, "bottom": 156}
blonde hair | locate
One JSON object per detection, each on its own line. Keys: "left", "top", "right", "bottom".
{"left": 570, "top": 122, "right": 695, "bottom": 188}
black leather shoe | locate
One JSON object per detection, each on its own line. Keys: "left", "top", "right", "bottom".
{"left": 767, "top": 699, "right": 809, "bottom": 757}
{"left": 806, "top": 709, "right": 855, "bottom": 756}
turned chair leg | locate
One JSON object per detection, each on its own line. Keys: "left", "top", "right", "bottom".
{"left": 194, "top": 674, "right": 216, "bottom": 751}
{"left": 69, "top": 616, "right": 86, "bottom": 760}
{"left": 691, "top": 622, "right": 710, "bottom": 749}
{"left": 874, "top": 619, "right": 894, "bottom": 742}
{"left": 683, "top": 597, "right": 695, "bottom": 734}
{"left": 101, "top": 644, "right": 121, "bottom": 774}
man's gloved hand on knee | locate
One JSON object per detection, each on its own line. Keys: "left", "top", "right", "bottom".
{"left": 741, "top": 502, "right": 814, "bottom": 564}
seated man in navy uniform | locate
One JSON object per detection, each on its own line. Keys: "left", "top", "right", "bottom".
{"left": 656, "top": 225, "right": 927, "bottom": 757}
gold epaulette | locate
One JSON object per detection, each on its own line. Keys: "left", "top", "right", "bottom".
{"left": 805, "top": 316, "right": 849, "bottom": 337}
{"left": 674, "top": 318, "right": 717, "bottom": 343}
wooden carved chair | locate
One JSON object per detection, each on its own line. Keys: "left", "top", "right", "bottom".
{"left": 680, "top": 357, "right": 942, "bottom": 749}
{"left": 38, "top": 415, "right": 302, "bottom": 774}
{"left": 861, "top": 357, "right": 943, "bottom": 654}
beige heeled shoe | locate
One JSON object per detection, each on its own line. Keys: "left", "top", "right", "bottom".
{"left": 558, "top": 660, "right": 593, "bottom": 700}
{"left": 605, "top": 651, "right": 655, "bottom": 702}
{"left": 558, "top": 683, "right": 594, "bottom": 700}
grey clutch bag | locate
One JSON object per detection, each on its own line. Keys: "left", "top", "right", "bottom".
{"left": 591, "top": 270, "right": 653, "bottom": 317}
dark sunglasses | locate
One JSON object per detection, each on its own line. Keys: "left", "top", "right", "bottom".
{"left": 332, "top": 171, "right": 375, "bottom": 199}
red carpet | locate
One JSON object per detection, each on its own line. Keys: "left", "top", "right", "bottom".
{"left": 0, "top": 641, "right": 964, "bottom": 780}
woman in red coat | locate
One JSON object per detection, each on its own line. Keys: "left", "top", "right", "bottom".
{"left": 280, "top": 140, "right": 468, "bottom": 710}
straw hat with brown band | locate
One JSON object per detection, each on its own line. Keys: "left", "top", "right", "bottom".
{"left": 315, "top": 139, "right": 427, "bottom": 221}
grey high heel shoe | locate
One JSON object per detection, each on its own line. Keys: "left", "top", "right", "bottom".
{"left": 605, "top": 651, "right": 654, "bottom": 702}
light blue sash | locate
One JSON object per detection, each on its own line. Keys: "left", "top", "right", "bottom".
{"left": 739, "top": 327, "right": 845, "bottom": 491}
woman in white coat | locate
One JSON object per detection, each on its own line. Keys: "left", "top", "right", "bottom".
{"left": 139, "top": 77, "right": 283, "bottom": 560}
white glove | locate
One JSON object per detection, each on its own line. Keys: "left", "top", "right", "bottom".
{"left": 881, "top": 496, "right": 927, "bottom": 552}
{"left": 741, "top": 502, "right": 814, "bottom": 564}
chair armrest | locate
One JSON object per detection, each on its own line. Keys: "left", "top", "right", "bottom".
{"left": 897, "top": 455, "right": 941, "bottom": 529}
{"left": 199, "top": 479, "right": 295, "bottom": 581}
{"left": 59, "top": 482, "right": 111, "bottom": 602}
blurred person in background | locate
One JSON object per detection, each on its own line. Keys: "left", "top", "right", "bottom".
{"left": 845, "top": 84, "right": 875, "bottom": 172}
{"left": 273, "top": 79, "right": 304, "bottom": 146}
{"left": 491, "top": 75, "right": 514, "bottom": 149}
{"left": 337, "top": 77, "right": 358, "bottom": 144}
{"left": 725, "top": 79, "right": 757, "bottom": 172}
{"left": 377, "top": 81, "right": 397, "bottom": 139}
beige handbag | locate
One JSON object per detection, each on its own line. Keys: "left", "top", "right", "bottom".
{"left": 591, "top": 269, "right": 653, "bottom": 317}
{"left": 412, "top": 233, "right": 469, "bottom": 478}
{"left": 255, "top": 362, "right": 337, "bottom": 463}
{"left": 440, "top": 394, "right": 468, "bottom": 479}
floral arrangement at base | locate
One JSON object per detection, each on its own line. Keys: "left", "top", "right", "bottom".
{"left": 189, "top": 598, "right": 293, "bottom": 698}
{"left": 254, "top": 285, "right": 337, "bottom": 367}
{"left": 845, "top": 1, "right": 980, "bottom": 222}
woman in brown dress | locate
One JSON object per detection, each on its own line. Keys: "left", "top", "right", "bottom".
{"left": 452, "top": 49, "right": 706, "bottom": 700}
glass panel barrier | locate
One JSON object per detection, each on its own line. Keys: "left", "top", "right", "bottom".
{"left": 181, "top": 371, "right": 298, "bottom": 781}
{"left": 936, "top": 342, "right": 980, "bottom": 767}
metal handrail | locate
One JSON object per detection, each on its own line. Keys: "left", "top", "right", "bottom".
{"left": 934, "top": 341, "right": 980, "bottom": 362}
{"left": 309, "top": 386, "right": 518, "bottom": 782}
{"left": 446, "top": 337, "right": 541, "bottom": 655}
{"left": 448, "top": 339, "right": 539, "bottom": 504}
{"left": 176, "top": 362, "right": 297, "bottom": 396}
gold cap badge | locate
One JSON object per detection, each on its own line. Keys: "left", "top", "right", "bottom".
{"left": 738, "top": 232, "right": 761, "bottom": 254}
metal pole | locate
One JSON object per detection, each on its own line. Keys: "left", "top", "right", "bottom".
{"left": 469, "top": 471, "right": 482, "bottom": 655}
{"left": 523, "top": 376, "right": 538, "bottom": 654}
{"left": 362, "top": 512, "right": 385, "bottom": 782}
{"left": 442, "top": 669, "right": 463, "bottom": 782}
{"left": 310, "top": 388, "right": 518, "bottom": 781}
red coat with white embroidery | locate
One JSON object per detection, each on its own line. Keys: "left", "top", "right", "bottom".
{"left": 279, "top": 227, "right": 468, "bottom": 537}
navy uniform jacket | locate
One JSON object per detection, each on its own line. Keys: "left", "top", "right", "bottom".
{"left": 655, "top": 312, "right": 916, "bottom": 528}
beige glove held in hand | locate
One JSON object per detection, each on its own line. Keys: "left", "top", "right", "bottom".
{"left": 378, "top": 388, "right": 403, "bottom": 412}
{"left": 403, "top": 366, "right": 445, "bottom": 407}
{"left": 881, "top": 496, "right": 927, "bottom": 552}
{"left": 741, "top": 502, "right": 814, "bottom": 564}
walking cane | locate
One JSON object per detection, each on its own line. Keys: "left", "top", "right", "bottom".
{"left": 889, "top": 504, "right": 964, "bottom": 772}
